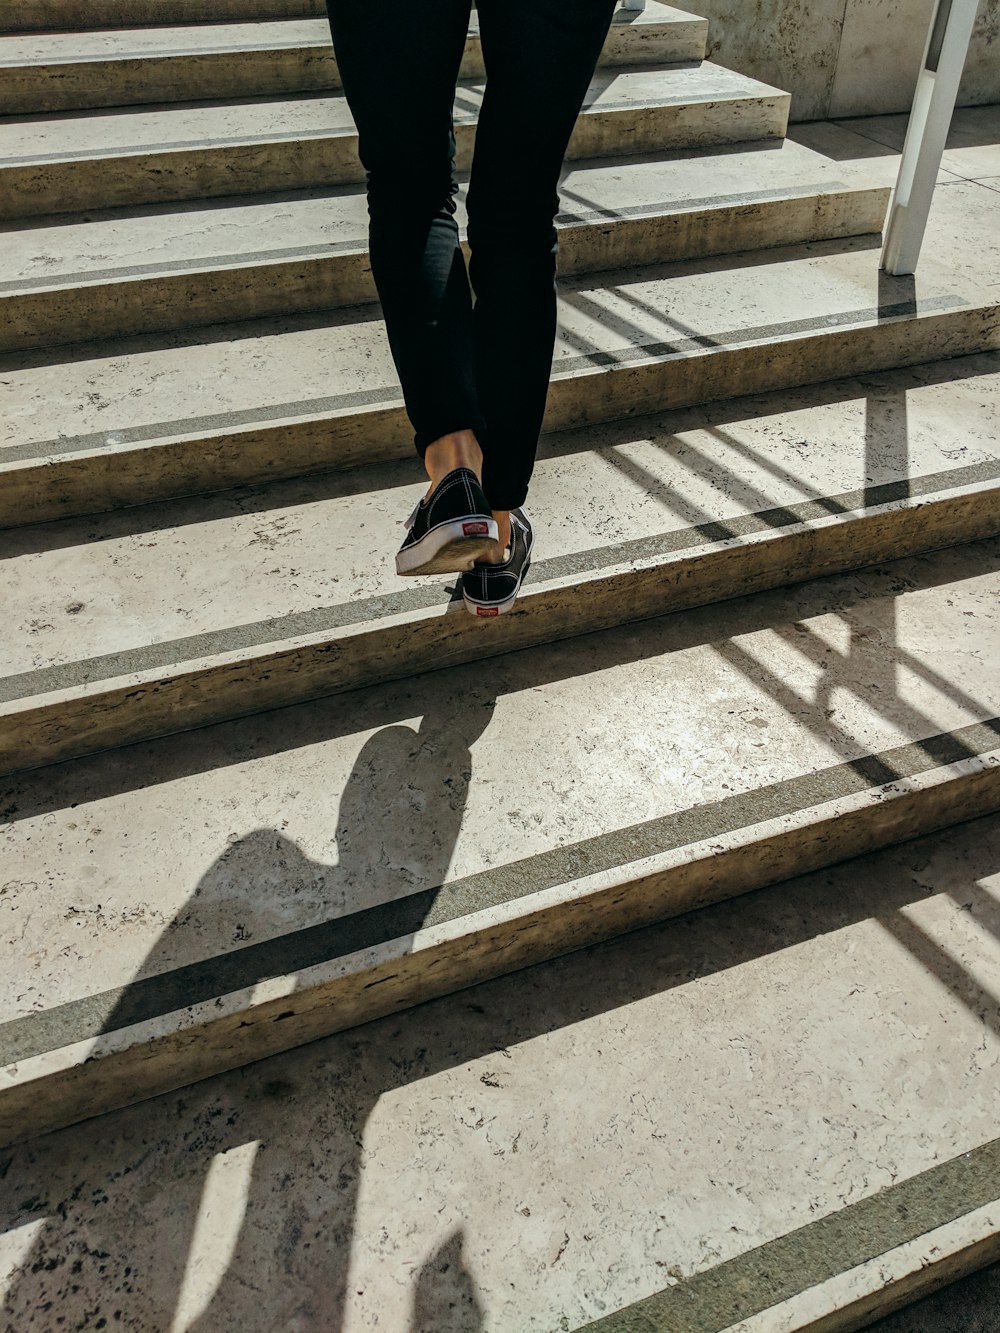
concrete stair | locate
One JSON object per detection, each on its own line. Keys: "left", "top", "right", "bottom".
{"left": 3, "top": 0, "right": 329, "bottom": 30}
{"left": 0, "top": 141, "right": 887, "bottom": 352}
{"left": 3, "top": 536, "right": 999, "bottom": 1148}
{"left": 11, "top": 234, "right": 1000, "bottom": 529}
{"left": 0, "top": 63, "right": 790, "bottom": 219}
{"left": 0, "top": 5, "right": 710, "bottom": 112}
{"left": 3, "top": 1, "right": 1000, "bottom": 1324}
{"left": 3, "top": 353, "right": 1000, "bottom": 776}
{"left": 2, "top": 784, "right": 1000, "bottom": 1330}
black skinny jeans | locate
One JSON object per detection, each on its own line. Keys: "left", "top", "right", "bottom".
{"left": 325, "top": 0, "right": 618, "bottom": 511}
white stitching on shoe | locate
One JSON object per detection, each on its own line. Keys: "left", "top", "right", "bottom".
{"left": 427, "top": 471, "right": 483, "bottom": 518}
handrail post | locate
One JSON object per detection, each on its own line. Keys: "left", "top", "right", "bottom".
{"left": 881, "top": 0, "right": 978, "bottom": 276}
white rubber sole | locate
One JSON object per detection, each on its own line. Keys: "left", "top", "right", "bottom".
{"left": 465, "top": 587, "right": 519, "bottom": 618}
{"left": 395, "top": 516, "right": 501, "bottom": 576}
{"left": 463, "top": 521, "right": 534, "bottom": 618}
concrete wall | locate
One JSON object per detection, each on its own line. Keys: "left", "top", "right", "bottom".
{"left": 666, "top": 0, "right": 1000, "bottom": 121}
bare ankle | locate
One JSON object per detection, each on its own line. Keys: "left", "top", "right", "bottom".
{"left": 424, "top": 430, "right": 483, "bottom": 494}
{"left": 479, "top": 509, "right": 511, "bottom": 564}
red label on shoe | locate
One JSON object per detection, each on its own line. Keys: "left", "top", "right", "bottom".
{"left": 463, "top": 522, "right": 490, "bottom": 536}
{"left": 477, "top": 606, "right": 500, "bottom": 617}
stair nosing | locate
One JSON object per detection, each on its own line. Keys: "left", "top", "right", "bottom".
{"left": 0, "top": 14, "right": 710, "bottom": 69}
{"left": 0, "top": 65, "right": 790, "bottom": 168}
{"left": 3, "top": 279, "right": 982, "bottom": 474}
{"left": 3, "top": 464, "right": 998, "bottom": 708}
{"left": 0, "top": 179, "right": 883, "bottom": 298}
{"left": 2, "top": 722, "right": 997, "bottom": 1146}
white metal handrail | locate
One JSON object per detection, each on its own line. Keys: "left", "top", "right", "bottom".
{"left": 882, "top": 0, "right": 978, "bottom": 275}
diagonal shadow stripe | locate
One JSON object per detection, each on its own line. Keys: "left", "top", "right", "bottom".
{"left": 0, "top": 457, "right": 996, "bottom": 704}
{"left": 0, "top": 293, "right": 971, "bottom": 465}
{"left": 1, "top": 717, "right": 997, "bottom": 1066}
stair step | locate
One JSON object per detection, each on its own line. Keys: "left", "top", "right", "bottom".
{"left": 0, "top": 139, "right": 889, "bottom": 352}
{"left": 0, "top": 61, "right": 789, "bottom": 219}
{"left": 2, "top": 816, "right": 1000, "bottom": 1322}
{"left": 4, "top": 0, "right": 383, "bottom": 34}
{"left": 860, "top": 1259, "right": 1000, "bottom": 1333}
{"left": 3, "top": 352, "right": 1000, "bottom": 776}
{"left": 0, "top": 3, "right": 709, "bottom": 114}
{"left": 1, "top": 537, "right": 998, "bottom": 1145}
{"left": 3, "top": 235, "right": 998, "bottom": 531}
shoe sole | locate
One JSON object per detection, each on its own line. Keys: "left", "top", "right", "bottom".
{"left": 395, "top": 516, "right": 501, "bottom": 576}
{"left": 463, "top": 525, "right": 534, "bottom": 618}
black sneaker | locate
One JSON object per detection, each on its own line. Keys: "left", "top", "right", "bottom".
{"left": 461, "top": 509, "right": 534, "bottom": 618}
{"left": 395, "top": 467, "right": 500, "bottom": 576}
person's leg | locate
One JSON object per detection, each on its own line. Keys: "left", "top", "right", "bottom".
{"left": 325, "top": 0, "right": 486, "bottom": 494}
{"left": 468, "top": 0, "right": 618, "bottom": 555}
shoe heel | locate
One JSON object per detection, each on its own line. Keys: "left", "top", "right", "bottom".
{"left": 395, "top": 518, "right": 500, "bottom": 576}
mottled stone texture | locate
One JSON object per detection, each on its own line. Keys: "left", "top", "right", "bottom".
{"left": 867, "top": 1260, "right": 1000, "bottom": 1332}
{"left": 668, "top": 0, "right": 1000, "bottom": 119}
{"left": 1, "top": 817, "right": 999, "bottom": 1330}
{"left": 832, "top": 0, "right": 1000, "bottom": 118}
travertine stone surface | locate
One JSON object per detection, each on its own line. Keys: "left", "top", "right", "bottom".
{"left": 833, "top": 104, "right": 1000, "bottom": 186}
{"left": 1, "top": 539, "right": 998, "bottom": 1142}
{"left": 1, "top": 815, "right": 999, "bottom": 1329}
{"left": 4, "top": 0, "right": 327, "bottom": 30}
{"left": 831, "top": 0, "right": 936, "bottom": 119}
{"left": 0, "top": 139, "right": 888, "bottom": 352}
{"left": 0, "top": 62, "right": 789, "bottom": 218}
{"left": 2, "top": 349, "right": 1000, "bottom": 773}
{"left": 831, "top": 0, "right": 1000, "bottom": 118}
{"left": 4, "top": 223, "right": 998, "bottom": 531}
{"left": 0, "top": 4, "right": 709, "bottom": 114}
{"left": 788, "top": 120, "right": 964, "bottom": 188}
{"left": 863, "top": 1254, "right": 1000, "bottom": 1333}
{"left": 8, "top": 354, "right": 999, "bottom": 677}
{"left": 657, "top": 0, "right": 852, "bottom": 120}
{"left": 667, "top": 0, "right": 1000, "bottom": 117}
{"left": 601, "top": 1200, "right": 1000, "bottom": 1331}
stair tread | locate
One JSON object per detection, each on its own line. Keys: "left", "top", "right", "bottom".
{"left": 1, "top": 537, "right": 998, "bottom": 1144}
{"left": 2, "top": 354, "right": 999, "bottom": 688}
{"left": 0, "top": 61, "right": 785, "bottom": 165}
{"left": 3, "top": 236, "right": 987, "bottom": 472}
{"left": 0, "top": 139, "right": 881, "bottom": 293}
{"left": 0, "top": 4, "right": 704, "bottom": 65}
{"left": 4, "top": 0, "right": 328, "bottom": 34}
{"left": 0, "top": 17, "right": 334, "bottom": 62}
{"left": 2, "top": 814, "right": 999, "bottom": 1320}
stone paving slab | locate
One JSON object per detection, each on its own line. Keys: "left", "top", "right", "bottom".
{"left": 1, "top": 812, "right": 998, "bottom": 1329}
{"left": 839, "top": 105, "right": 1000, "bottom": 186}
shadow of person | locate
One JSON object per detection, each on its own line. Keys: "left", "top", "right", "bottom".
{"left": 410, "top": 1229, "right": 486, "bottom": 1333}
{"left": 1, "top": 678, "right": 497, "bottom": 1333}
